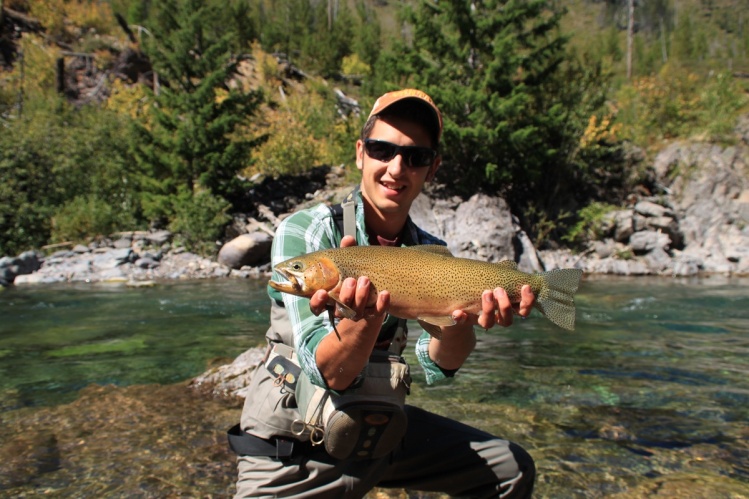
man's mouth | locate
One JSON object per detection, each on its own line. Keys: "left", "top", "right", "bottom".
{"left": 381, "top": 181, "right": 405, "bottom": 192}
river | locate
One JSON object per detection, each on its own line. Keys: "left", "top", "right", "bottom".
{"left": 1, "top": 275, "right": 747, "bottom": 497}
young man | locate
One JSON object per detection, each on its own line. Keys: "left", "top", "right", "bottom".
{"left": 234, "top": 89, "right": 537, "bottom": 498}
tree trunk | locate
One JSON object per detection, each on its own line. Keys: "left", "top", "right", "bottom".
{"left": 626, "top": 0, "right": 634, "bottom": 80}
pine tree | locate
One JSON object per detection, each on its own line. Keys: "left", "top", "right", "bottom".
{"left": 394, "top": 0, "right": 569, "bottom": 197}
{"left": 131, "top": 0, "right": 262, "bottom": 239}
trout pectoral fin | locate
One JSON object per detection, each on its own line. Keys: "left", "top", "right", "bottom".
{"left": 417, "top": 320, "right": 442, "bottom": 340}
{"left": 417, "top": 316, "right": 458, "bottom": 340}
{"left": 326, "top": 293, "right": 357, "bottom": 320}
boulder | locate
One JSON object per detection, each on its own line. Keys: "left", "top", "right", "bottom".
{"left": 629, "top": 230, "right": 671, "bottom": 254}
{"left": 217, "top": 232, "right": 273, "bottom": 269}
{"left": 409, "top": 192, "right": 540, "bottom": 270}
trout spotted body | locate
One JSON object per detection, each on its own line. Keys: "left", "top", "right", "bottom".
{"left": 270, "top": 245, "right": 583, "bottom": 335}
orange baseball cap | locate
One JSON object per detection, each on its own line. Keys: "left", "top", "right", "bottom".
{"left": 368, "top": 89, "right": 443, "bottom": 145}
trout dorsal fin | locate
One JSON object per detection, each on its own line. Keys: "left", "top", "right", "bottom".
{"left": 410, "top": 245, "right": 454, "bottom": 257}
{"left": 495, "top": 260, "right": 519, "bottom": 269}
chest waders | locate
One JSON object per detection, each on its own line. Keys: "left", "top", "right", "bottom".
{"left": 229, "top": 190, "right": 409, "bottom": 460}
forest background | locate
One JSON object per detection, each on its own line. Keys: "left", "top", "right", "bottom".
{"left": 0, "top": 0, "right": 747, "bottom": 257}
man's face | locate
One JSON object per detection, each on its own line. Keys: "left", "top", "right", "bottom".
{"left": 355, "top": 115, "right": 440, "bottom": 221}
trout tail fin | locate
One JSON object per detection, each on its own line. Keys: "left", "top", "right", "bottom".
{"left": 535, "top": 268, "right": 583, "bottom": 331}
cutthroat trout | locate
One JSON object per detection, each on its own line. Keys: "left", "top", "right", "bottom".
{"left": 269, "top": 245, "right": 583, "bottom": 335}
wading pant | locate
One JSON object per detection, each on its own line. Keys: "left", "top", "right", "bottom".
{"left": 234, "top": 405, "right": 535, "bottom": 498}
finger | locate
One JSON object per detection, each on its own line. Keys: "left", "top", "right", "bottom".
{"left": 451, "top": 309, "right": 468, "bottom": 326}
{"left": 493, "top": 288, "right": 514, "bottom": 327}
{"left": 332, "top": 277, "right": 358, "bottom": 318}
{"left": 309, "top": 289, "right": 329, "bottom": 316}
{"left": 340, "top": 235, "right": 357, "bottom": 248}
{"left": 517, "top": 285, "right": 535, "bottom": 318}
{"left": 374, "top": 290, "right": 390, "bottom": 316}
{"left": 353, "top": 276, "right": 372, "bottom": 315}
{"left": 477, "top": 290, "right": 497, "bottom": 329}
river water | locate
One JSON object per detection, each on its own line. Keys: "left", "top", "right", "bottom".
{"left": 1, "top": 275, "right": 748, "bottom": 497}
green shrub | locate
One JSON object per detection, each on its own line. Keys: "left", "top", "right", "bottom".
{"left": 169, "top": 188, "right": 231, "bottom": 256}
{"left": 51, "top": 196, "right": 124, "bottom": 244}
{"left": 563, "top": 202, "right": 618, "bottom": 248}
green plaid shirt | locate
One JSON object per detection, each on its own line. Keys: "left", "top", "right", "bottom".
{"left": 267, "top": 189, "right": 451, "bottom": 387}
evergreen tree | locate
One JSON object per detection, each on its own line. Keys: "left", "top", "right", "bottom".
{"left": 386, "top": 0, "right": 622, "bottom": 245}
{"left": 394, "top": 0, "right": 569, "bottom": 194}
{"left": 131, "top": 0, "right": 263, "bottom": 240}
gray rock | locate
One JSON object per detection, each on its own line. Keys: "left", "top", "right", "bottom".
{"left": 629, "top": 230, "right": 671, "bottom": 253}
{"left": 113, "top": 237, "right": 132, "bottom": 249}
{"left": 635, "top": 200, "right": 672, "bottom": 218}
{"left": 218, "top": 232, "right": 273, "bottom": 269}
{"left": 146, "top": 230, "right": 172, "bottom": 246}
{"left": 135, "top": 257, "right": 160, "bottom": 269}
{"left": 644, "top": 247, "right": 673, "bottom": 274}
{"left": 190, "top": 346, "right": 265, "bottom": 401}
{"left": 410, "top": 192, "right": 518, "bottom": 263}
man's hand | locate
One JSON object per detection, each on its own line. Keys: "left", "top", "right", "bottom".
{"left": 451, "top": 284, "right": 536, "bottom": 329}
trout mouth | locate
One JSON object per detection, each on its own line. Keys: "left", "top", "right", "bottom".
{"left": 268, "top": 267, "right": 303, "bottom": 293}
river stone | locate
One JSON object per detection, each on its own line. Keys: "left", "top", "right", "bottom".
{"left": 146, "top": 230, "right": 172, "bottom": 246}
{"left": 630, "top": 231, "right": 671, "bottom": 253}
{"left": 135, "top": 257, "right": 159, "bottom": 269}
{"left": 113, "top": 237, "right": 132, "bottom": 249}
{"left": 217, "top": 232, "right": 273, "bottom": 269}
{"left": 635, "top": 200, "right": 672, "bottom": 218}
{"left": 190, "top": 346, "right": 265, "bottom": 401}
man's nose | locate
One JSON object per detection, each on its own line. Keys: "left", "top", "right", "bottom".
{"left": 387, "top": 153, "right": 406, "bottom": 176}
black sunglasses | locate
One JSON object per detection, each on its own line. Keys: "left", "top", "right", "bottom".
{"left": 363, "top": 139, "right": 437, "bottom": 168}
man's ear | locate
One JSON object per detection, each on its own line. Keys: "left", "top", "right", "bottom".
{"left": 426, "top": 155, "right": 441, "bottom": 182}
{"left": 355, "top": 139, "right": 364, "bottom": 171}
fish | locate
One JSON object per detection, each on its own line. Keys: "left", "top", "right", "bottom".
{"left": 269, "top": 245, "right": 583, "bottom": 337}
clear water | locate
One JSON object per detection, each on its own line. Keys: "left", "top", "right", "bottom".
{"left": 1, "top": 275, "right": 748, "bottom": 497}
{"left": 0, "top": 279, "right": 270, "bottom": 410}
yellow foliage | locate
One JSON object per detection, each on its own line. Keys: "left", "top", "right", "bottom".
{"left": 341, "top": 53, "right": 370, "bottom": 77}
{"left": 252, "top": 41, "right": 283, "bottom": 88}
{"left": 28, "top": 0, "right": 116, "bottom": 39}
{"left": 580, "top": 114, "right": 621, "bottom": 149}
{"left": 248, "top": 107, "right": 325, "bottom": 177}
{"left": 10, "top": 34, "right": 61, "bottom": 100}
{"left": 104, "top": 78, "right": 152, "bottom": 124}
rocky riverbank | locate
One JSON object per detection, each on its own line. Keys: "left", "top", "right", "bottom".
{"left": 2, "top": 123, "right": 749, "bottom": 288}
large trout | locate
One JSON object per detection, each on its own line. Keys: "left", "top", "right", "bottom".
{"left": 269, "top": 245, "right": 583, "bottom": 335}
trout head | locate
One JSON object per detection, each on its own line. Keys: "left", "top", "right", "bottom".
{"left": 269, "top": 254, "right": 341, "bottom": 297}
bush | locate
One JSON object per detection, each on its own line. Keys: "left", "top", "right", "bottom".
{"left": 615, "top": 64, "right": 749, "bottom": 145}
{"left": 562, "top": 202, "right": 618, "bottom": 248}
{"left": 169, "top": 188, "right": 231, "bottom": 256}
{"left": 51, "top": 196, "right": 125, "bottom": 244}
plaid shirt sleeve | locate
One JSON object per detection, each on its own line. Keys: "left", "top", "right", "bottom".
{"left": 269, "top": 204, "right": 340, "bottom": 388}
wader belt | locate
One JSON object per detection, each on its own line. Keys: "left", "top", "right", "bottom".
{"left": 228, "top": 424, "right": 300, "bottom": 458}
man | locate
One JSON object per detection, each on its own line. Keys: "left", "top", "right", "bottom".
{"left": 234, "top": 89, "right": 537, "bottom": 498}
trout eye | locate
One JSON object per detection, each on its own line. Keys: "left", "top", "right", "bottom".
{"left": 291, "top": 262, "right": 303, "bottom": 271}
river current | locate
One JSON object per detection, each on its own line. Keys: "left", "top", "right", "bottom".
{"left": 1, "top": 275, "right": 747, "bottom": 497}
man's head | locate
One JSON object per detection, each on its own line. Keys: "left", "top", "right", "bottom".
{"left": 360, "top": 89, "right": 443, "bottom": 149}
{"left": 355, "top": 89, "right": 443, "bottom": 239}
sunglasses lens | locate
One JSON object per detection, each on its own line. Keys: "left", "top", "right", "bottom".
{"left": 406, "top": 148, "right": 436, "bottom": 167}
{"left": 364, "top": 140, "right": 435, "bottom": 168}
{"left": 365, "top": 141, "right": 397, "bottom": 162}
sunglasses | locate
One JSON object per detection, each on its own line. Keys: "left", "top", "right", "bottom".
{"left": 363, "top": 139, "right": 437, "bottom": 168}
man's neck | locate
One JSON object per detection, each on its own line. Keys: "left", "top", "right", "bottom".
{"left": 362, "top": 203, "right": 408, "bottom": 241}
